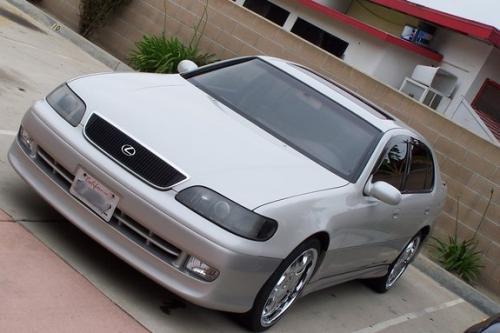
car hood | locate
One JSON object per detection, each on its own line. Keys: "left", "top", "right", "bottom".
{"left": 69, "top": 73, "right": 348, "bottom": 209}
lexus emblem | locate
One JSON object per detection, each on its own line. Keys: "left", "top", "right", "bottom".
{"left": 121, "top": 144, "right": 136, "bottom": 157}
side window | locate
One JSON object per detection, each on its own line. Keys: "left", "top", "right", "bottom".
{"left": 372, "top": 136, "right": 409, "bottom": 189}
{"left": 404, "top": 139, "right": 434, "bottom": 192}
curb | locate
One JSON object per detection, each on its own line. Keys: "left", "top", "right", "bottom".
{"left": 5, "top": 0, "right": 132, "bottom": 72}
{"left": 0, "top": 208, "right": 14, "bottom": 222}
{"left": 413, "top": 255, "right": 500, "bottom": 316}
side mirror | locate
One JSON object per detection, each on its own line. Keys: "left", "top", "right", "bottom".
{"left": 364, "top": 180, "right": 402, "bottom": 205}
{"left": 177, "top": 60, "right": 198, "bottom": 73}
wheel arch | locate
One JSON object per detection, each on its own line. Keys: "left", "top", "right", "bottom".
{"left": 302, "top": 231, "right": 330, "bottom": 253}
{"left": 303, "top": 231, "right": 330, "bottom": 275}
{"left": 419, "top": 225, "right": 431, "bottom": 241}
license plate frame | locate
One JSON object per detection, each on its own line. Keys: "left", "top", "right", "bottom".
{"left": 70, "top": 168, "right": 119, "bottom": 222}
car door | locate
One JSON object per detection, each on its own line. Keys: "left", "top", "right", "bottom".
{"left": 346, "top": 136, "right": 436, "bottom": 269}
{"left": 319, "top": 135, "right": 413, "bottom": 276}
{"left": 349, "top": 135, "right": 417, "bottom": 268}
{"left": 398, "top": 137, "right": 436, "bottom": 229}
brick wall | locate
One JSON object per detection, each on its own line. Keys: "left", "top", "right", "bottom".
{"left": 38, "top": 0, "right": 499, "bottom": 295}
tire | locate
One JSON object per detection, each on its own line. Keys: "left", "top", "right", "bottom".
{"left": 238, "top": 239, "right": 321, "bottom": 332}
{"left": 366, "top": 233, "right": 422, "bottom": 293}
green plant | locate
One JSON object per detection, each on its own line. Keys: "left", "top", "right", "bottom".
{"left": 129, "top": 0, "right": 214, "bottom": 73}
{"left": 432, "top": 189, "right": 494, "bottom": 284}
{"left": 433, "top": 235, "right": 482, "bottom": 283}
{"left": 129, "top": 35, "right": 213, "bottom": 73}
{"left": 79, "top": 0, "right": 130, "bottom": 37}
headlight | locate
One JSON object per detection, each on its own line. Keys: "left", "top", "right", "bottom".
{"left": 46, "top": 84, "right": 86, "bottom": 126}
{"left": 176, "top": 186, "right": 278, "bottom": 241}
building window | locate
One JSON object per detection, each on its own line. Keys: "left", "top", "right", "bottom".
{"left": 243, "top": 0, "right": 290, "bottom": 26}
{"left": 291, "top": 18, "right": 348, "bottom": 58}
{"left": 472, "top": 79, "right": 500, "bottom": 140}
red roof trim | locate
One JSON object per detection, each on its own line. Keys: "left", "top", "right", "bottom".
{"left": 297, "top": 0, "right": 443, "bottom": 61}
{"left": 369, "top": 0, "right": 500, "bottom": 47}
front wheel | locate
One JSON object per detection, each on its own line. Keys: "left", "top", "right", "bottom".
{"left": 366, "top": 234, "right": 421, "bottom": 293}
{"left": 238, "top": 239, "right": 320, "bottom": 332}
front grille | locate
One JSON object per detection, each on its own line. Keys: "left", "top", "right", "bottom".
{"left": 84, "top": 114, "right": 187, "bottom": 190}
{"left": 32, "top": 145, "right": 185, "bottom": 266}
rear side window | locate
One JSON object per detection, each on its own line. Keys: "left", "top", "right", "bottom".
{"left": 404, "top": 139, "right": 434, "bottom": 193}
{"left": 372, "top": 136, "right": 409, "bottom": 189}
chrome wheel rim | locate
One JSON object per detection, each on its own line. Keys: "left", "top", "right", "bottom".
{"left": 386, "top": 237, "right": 420, "bottom": 289}
{"left": 260, "top": 248, "right": 318, "bottom": 327}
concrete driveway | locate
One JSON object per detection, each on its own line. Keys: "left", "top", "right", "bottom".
{"left": 0, "top": 1, "right": 489, "bottom": 332}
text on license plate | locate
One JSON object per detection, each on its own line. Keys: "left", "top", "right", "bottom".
{"left": 69, "top": 168, "right": 119, "bottom": 222}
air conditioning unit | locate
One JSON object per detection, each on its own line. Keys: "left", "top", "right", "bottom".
{"left": 399, "top": 65, "right": 457, "bottom": 113}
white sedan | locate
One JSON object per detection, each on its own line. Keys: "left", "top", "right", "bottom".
{"left": 9, "top": 56, "right": 446, "bottom": 331}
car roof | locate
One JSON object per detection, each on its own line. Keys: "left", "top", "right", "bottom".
{"left": 258, "top": 56, "right": 405, "bottom": 134}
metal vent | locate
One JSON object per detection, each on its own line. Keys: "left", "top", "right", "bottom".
{"left": 84, "top": 114, "right": 187, "bottom": 190}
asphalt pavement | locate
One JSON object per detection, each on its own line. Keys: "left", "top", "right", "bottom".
{"left": 0, "top": 1, "right": 491, "bottom": 332}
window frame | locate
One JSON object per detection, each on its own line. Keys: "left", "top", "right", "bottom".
{"left": 370, "top": 135, "right": 435, "bottom": 194}
{"left": 402, "top": 138, "right": 435, "bottom": 194}
{"left": 370, "top": 135, "right": 411, "bottom": 190}
{"left": 471, "top": 78, "right": 500, "bottom": 124}
{"left": 290, "top": 17, "right": 349, "bottom": 58}
{"left": 242, "top": 0, "right": 290, "bottom": 27}
{"left": 472, "top": 78, "right": 500, "bottom": 112}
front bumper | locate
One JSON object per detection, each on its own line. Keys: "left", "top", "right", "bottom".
{"left": 8, "top": 102, "right": 281, "bottom": 313}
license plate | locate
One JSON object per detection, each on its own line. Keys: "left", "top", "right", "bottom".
{"left": 70, "top": 168, "right": 119, "bottom": 222}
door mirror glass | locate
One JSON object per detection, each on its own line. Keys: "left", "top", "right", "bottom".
{"left": 365, "top": 180, "right": 402, "bottom": 205}
{"left": 177, "top": 60, "right": 198, "bottom": 73}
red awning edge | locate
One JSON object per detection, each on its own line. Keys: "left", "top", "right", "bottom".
{"left": 298, "top": 0, "right": 443, "bottom": 62}
{"left": 370, "top": 0, "right": 500, "bottom": 48}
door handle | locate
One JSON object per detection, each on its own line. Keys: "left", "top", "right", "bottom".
{"left": 424, "top": 208, "right": 430, "bottom": 216}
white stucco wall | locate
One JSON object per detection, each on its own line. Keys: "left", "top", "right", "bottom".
{"left": 431, "top": 29, "right": 493, "bottom": 116}
{"left": 371, "top": 44, "right": 434, "bottom": 88}
{"left": 464, "top": 48, "right": 500, "bottom": 102}
{"left": 239, "top": 0, "right": 495, "bottom": 120}
{"left": 449, "top": 97, "right": 499, "bottom": 144}
{"left": 268, "top": 0, "right": 433, "bottom": 86}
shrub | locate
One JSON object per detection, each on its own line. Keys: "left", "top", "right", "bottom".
{"left": 129, "top": 35, "right": 214, "bottom": 73}
{"left": 433, "top": 235, "right": 482, "bottom": 283}
{"left": 129, "top": 0, "right": 214, "bottom": 73}
{"left": 432, "top": 189, "right": 494, "bottom": 284}
{"left": 79, "top": 0, "right": 130, "bottom": 37}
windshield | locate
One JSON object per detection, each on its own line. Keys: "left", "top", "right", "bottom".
{"left": 186, "top": 58, "right": 381, "bottom": 182}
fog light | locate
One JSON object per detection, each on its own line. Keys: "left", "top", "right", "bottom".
{"left": 185, "top": 256, "right": 219, "bottom": 282}
{"left": 19, "top": 127, "right": 36, "bottom": 157}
